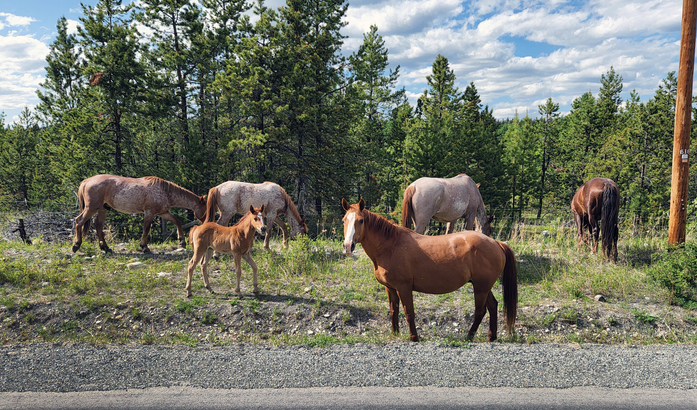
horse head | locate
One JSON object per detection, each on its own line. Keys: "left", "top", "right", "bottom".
{"left": 194, "top": 195, "right": 207, "bottom": 222}
{"left": 341, "top": 198, "right": 365, "bottom": 254}
{"left": 249, "top": 204, "right": 267, "bottom": 236}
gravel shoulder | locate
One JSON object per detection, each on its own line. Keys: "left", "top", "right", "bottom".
{"left": 1, "top": 342, "right": 696, "bottom": 393}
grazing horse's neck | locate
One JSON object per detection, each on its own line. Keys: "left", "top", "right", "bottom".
{"left": 171, "top": 186, "right": 201, "bottom": 210}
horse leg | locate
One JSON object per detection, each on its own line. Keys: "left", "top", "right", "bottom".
{"left": 413, "top": 218, "right": 428, "bottom": 235}
{"left": 485, "top": 291, "right": 499, "bottom": 342}
{"left": 73, "top": 207, "right": 98, "bottom": 252}
{"left": 140, "top": 212, "right": 155, "bottom": 253}
{"left": 445, "top": 221, "right": 455, "bottom": 234}
{"left": 260, "top": 211, "right": 276, "bottom": 250}
{"left": 386, "top": 287, "right": 400, "bottom": 334}
{"left": 395, "top": 288, "right": 419, "bottom": 342}
{"left": 159, "top": 211, "right": 186, "bottom": 249}
{"left": 186, "top": 247, "right": 206, "bottom": 297}
{"left": 200, "top": 248, "right": 214, "bottom": 294}
{"left": 274, "top": 215, "right": 290, "bottom": 249}
{"left": 94, "top": 208, "right": 112, "bottom": 253}
{"left": 233, "top": 253, "right": 243, "bottom": 294}
{"left": 467, "top": 290, "right": 489, "bottom": 341}
{"left": 243, "top": 252, "right": 259, "bottom": 294}
{"left": 589, "top": 216, "right": 599, "bottom": 254}
{"left": 573, "top": 212, "right": 584, "bottom": 252}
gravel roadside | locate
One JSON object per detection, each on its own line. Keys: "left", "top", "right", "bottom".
{"left": 1, "top": 342, "right": 696, "bottom": 393}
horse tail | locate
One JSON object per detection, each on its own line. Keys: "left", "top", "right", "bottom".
{"left": 401, "top": 185, "right": 416, "bottom": 229}
{"left": 498, "top": 241, "right": 518, "bottom": 335}
{"left": 601, "top": 181, "right": 619, "bottom": 259}
{"left": 205, "top": 187, "right": 219, "bottom": 223}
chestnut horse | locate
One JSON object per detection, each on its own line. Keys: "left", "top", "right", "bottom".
{"left": 187, "top": 205, "right": 267, "bottom": 297}
{"left": 205, "top": 181, "right": 307, "bottom": 249}
{"left": 571, "top": 177, "right": 619, "bottom": 261}
{"left": 72, "top": 175, "right": 207, "bottom": 253}
{"left": 342, "top": 199, "right": 517, "bottom": 342}
{"left": 402, "top": 174, "right": 492, "bottom": 236}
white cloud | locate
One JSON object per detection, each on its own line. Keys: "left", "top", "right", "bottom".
{"left": 0, "top": 12, "right": 37, "bottom": 29}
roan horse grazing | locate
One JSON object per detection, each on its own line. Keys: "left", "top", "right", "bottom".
{"left": 402, "top": 174, "right": 492, "bottom": 236}
{"left": 205, "top": 181, "right": 307, "bottom": 249}
{"left": 72, "top": 175, "right": 207, "bottom": 253}
{"left": 187, "top": 205, "right": 267, "bottom": 297}
{"left": 571, "top": 177, "right": 619, "bottom": 261}
{"left": 342, "top": 199, "right": 517, "bottom": 342}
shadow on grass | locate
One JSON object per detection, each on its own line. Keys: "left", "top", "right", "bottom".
{"left": 514, "top": 251, "right": 569, "bottom": 285}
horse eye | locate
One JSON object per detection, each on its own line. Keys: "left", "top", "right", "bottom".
{"left": 358, "top": 220, "right": 363, "bottom": 225}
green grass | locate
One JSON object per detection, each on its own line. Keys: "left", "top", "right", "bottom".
{"left": 0, "top": 218, "right": 696, "bottom": 346}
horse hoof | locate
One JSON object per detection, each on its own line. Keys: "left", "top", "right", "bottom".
{"left": 410, "top": 335, "right": 419, "bottom": 342}
{"left": 141, "top": 247, "right": 151, "bottom": 254}
{"left": 72, "top": 244, "right": 80, "bottom": 253}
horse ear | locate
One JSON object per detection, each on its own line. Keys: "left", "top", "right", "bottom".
{"left": 341, "top": 198, "right": 350, "bottom": 211}
{"left": 260, "top": 204, "right": 265, "bottom": 213}
{"left": 249, "top": 204, "right": 255, "bottom": 214}
{"left": 358, "top": 198, "right": 365, "bottom": 211}
{"left": 476, "top": 183, "right": 481, "bottom": 188}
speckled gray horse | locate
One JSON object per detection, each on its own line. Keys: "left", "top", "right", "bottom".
{"left": 401, "top": 174, "right": 491, "bottom": 236}
{"left": 72, "top": 175, "right": 207, "bottom": 253}
{"left": 204, "top": 181, "right": 307, "bottom": 249}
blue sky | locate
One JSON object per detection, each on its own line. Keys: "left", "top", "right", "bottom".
{"left": 0, "top": 0, "right": 685, "bottom": 125}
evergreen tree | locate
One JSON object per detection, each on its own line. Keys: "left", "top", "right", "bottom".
{"left": 79, "top": 0, "right": 146, "bottom": 173}
{"left": 348, "top": 25, "right": 405, "bottom": 209}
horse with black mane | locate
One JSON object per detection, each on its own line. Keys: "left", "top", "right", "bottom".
{"left": 571, "top": 177, "right": 619, "bottom": 261}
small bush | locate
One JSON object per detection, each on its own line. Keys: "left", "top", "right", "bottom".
{"left": 647, "top": 242, "right": 697, "bottom": 308}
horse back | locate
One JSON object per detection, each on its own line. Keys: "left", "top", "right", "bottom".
{"left": 216, "top": 181, "right": 285, "bottom": 215}
{"left": 80, "top": 175, "right": 153, "bottom": 213}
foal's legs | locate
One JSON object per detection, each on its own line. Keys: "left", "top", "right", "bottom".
{"left": 186, "top": 247, "right": 212, "bottom": 297}
{"left": 233, "top": 253, "right": 243, "bottom": 293}
{"left": 243, "top": 252, "right": 259, "bottom": 293}
{"left": 573, "top": 211, "right": 584, "bottom": 252}
{"left": 386, "top": 287, "right": 400, "bottom": 334}
{"left": 395, "top": 288, "right": 419, "bottom": 342}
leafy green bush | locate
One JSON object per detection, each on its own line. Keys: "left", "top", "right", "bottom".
{"left": 647, "top": 242, "right": 697, "bottom": 308}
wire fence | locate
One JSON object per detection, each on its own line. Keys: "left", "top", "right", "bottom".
{"left": 0, "top": 199, "right": 686, "bottom": 245}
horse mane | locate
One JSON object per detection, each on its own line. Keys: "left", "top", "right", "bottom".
{"left": 282, "top": 190, "right": 303, "bottom": 222}
{"left": 363, "top": 209, "right": 403, "bottom": 241}
{"left": 143, "top": 176, "right": 195, "bottom": 196}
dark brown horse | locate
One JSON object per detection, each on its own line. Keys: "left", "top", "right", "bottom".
{"left": 187, "top": 205, "right": 267, "bottom": 297}
{"left": 571, "top": 177, "right": 619, "bottom": 261}
{"left": 72, "top": 175, "right": 207, "bottom": 253}
{"left": 342, "top": 199, "right": 517, "bottom": 342}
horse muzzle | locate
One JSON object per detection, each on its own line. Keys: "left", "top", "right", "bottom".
{"left": 259, "top": 227, "right": 267, "bottom": 236}
{"left": 343, "top": 241, "right": 355, "bottom": 254}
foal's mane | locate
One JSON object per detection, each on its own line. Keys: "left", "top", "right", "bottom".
{"left": 363, "top": 209, "right": 404, "bottom": 241}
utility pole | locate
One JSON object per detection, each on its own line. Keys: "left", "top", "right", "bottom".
{"left": 669, "top": 0, "right": 697, "bottom": 245}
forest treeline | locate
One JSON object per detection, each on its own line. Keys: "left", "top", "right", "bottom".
{"left": 1, "top": 0, "right": 696, "bottom": 224}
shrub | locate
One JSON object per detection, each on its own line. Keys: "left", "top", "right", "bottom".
{"left": 647, "top": 242, "right": 697, "bottom": 308}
